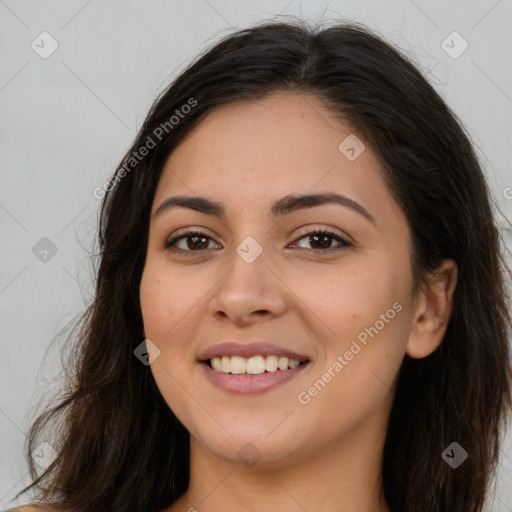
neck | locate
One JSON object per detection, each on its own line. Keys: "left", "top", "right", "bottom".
{"left": 168, "top": 413, "right": 391, "bottom": 512}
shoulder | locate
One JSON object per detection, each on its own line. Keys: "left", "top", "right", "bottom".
{"left": 6, "top": 504, "right": 60, "bottom": 512}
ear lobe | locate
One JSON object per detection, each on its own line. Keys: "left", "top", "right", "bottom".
{"left": 406, "top": 259, "right": 458, "bottom": 360}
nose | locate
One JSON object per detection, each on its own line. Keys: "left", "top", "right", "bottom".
{"left": 208, "top": 241, "right": 288, "bottom": 326}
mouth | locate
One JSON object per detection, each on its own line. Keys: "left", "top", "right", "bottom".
{"left": 197, "top": 341, "right": 311, "bottom": 394}
{"left": 204, "top": 354, "right": 309, "bottom": 375}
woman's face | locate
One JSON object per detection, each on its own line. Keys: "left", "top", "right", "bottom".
{"left": 140, "top": 92, "right": 418, "bottom": 468}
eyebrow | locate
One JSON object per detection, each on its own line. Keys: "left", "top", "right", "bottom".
{"left": 153, "top": 193, "right": 375, "bottom": 224}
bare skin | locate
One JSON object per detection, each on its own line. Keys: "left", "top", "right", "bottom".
{"left": 139, "top": 92, "right": 458, "bottom": 512}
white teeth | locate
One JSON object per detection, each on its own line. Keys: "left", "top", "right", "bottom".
{"left": 278, "top": 356, "right": 289, "bottom": 370}
{"left": 247, "top": 355, "right": 266, "bottom": 374}
{"left": 221, "top": 356, "right": 231, "bottom": 373}
{"left": 211, "top": 357, "right": 222, "bottom": 371}
{"left": 230, "top": 356, "right": 247, "bottom": 374}
{"left": 209, "top": 355, "right": 304, "bottom": 374}
{"left": 265, "top": 355, "right": 279, "bottom": 372}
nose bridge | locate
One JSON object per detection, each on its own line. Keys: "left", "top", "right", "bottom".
{"left": 208, "top": 232, "right": 286, "bottom": 321}
{"left": 223, "top": 233, "right": 270, "bottom": 298}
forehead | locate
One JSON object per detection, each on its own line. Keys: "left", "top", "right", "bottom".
{"left": 153, "top": 92, "right": 399, "bottom": 227}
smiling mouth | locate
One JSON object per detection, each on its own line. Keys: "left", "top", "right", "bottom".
{"left": 205, "top": 355, "right": 309, "bottom": 375}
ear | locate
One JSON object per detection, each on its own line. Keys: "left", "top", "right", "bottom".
{"left": 406, "top": 259, "right": 458, "bottom": 359}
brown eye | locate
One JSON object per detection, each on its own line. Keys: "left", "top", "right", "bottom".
{"left": 164, "top": 228, "right": 352, "bottom": 256}
{"left": 165, "top": 231, "right": 219, "bottom": 253}
{"left": 291, "top": 228, "right": 352, "bottom": 253}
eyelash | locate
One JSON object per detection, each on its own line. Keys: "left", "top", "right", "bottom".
{"left": 164, "top": 227, "right": 353, "bottom": 256}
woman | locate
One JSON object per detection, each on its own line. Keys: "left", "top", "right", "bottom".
{"left": 10, "top": 17, "right": 512, "bottom": 512}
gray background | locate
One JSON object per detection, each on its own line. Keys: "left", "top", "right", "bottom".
{"left": 1, "top": 0, "right": 511, "bottom": 510}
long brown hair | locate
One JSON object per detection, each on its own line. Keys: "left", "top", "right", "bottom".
{"left": 16, "top": 17, "right": 512, "bottom": 512}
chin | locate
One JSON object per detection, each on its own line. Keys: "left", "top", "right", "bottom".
{"left": 189, "top": 418, "right": 311, "bottom": 469}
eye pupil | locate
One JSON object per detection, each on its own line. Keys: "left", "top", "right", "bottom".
{"left": 310, "top": 234, "right": 331, "bottom": 249}
{"left": 188, "top": 235, "right": 209, "bottom": 250}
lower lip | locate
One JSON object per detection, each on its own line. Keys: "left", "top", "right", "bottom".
{"left": 200, "top": 361, "right": 310, "bottom": 394}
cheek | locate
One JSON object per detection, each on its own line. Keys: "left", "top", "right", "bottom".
{"left": 139, "top": 263, "right": 198, "bottom": 338}
{"left": 140, "top": 267, "right": 198, "bottom": 424}
{"left": 300, "top": 305, "right": 408, "bottom": 438}
{"left": 295, "top": 262, "right": 399, "bottom": 330}
{"left": 139, "top": 262, "right": 216, "bottom": 379}
{"left": 139, "top": 269, "right": 166, "bottom": 335}
{"left": 306, "top": 260, "right": 409, "bottom": 374}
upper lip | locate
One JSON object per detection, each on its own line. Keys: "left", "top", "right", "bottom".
{"left": 197, "top": 341, "right": 310, "bottom": 362}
